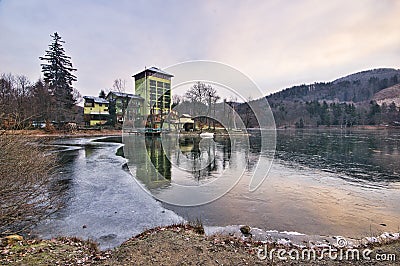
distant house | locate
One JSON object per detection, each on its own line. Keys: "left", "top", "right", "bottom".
{"left": 175, "top": 114, "right": 194, "bottom": 131}
{"left": 83, "top": 96, "right": 109, "bottom": 126}
{"left": 105, "top": 91, "right": 144, "bottom": 124}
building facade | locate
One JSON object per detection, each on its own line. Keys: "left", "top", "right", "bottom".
{"left": 133, "top": 67, "right": 173, "bottom": 116}
{"left": 106, "top": 91, "right": 144, "bottom": 124}
{"left": 83, "top": 96, "right": 109, "bottom": 126}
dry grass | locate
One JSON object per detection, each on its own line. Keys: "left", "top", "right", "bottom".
{"left": 0, "top": 131, "right": 60, "bottom": 235}
{"left": 1, "top": 224, "right": 400, "bottom": 265}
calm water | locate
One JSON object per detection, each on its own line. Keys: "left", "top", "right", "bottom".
{"left": 35, "top": 129, "right": 400, "bottom": 248}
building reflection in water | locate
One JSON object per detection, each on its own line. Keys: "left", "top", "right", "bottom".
{"left": 123, "top": 134, "right": 233, "bottom": 191}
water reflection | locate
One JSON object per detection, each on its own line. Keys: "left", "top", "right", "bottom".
{"left": 39, "top": 130, "right": 400, "bottom": 244}
{"left": 146, "top": 137, "right": 172, "bottom": 180}
{"left": 123, "top": 134, "right": 247, "bottom": 205}
{"left": 123, "top": 136, "right": 171, "bottom": 189}
{"left": 123, "top": 135, "right": 234, "bottom": 189}
{"left": 124, "top": 129, "right": 399, "bottom": 193}
{"left": 122, "top": 130, "right": 400, "bottom": 237}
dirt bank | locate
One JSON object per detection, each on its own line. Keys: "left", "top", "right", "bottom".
{"left": 1, "top": 225, "right": 399, "bottom": 265}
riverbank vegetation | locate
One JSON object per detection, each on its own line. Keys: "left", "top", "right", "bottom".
{"left": 0, "top": 32, "right": 81, "bottom": 130}
{"left": 0, "top": 132, "right": 61, "bottom": 236}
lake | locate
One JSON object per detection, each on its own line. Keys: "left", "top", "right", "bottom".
{"left": 34, "top": 129, "right": 400, "bottom": 248}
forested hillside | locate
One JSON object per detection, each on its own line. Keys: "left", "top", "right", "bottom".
{"left": 237, "top": 68, "right": 400, "bottom": 128}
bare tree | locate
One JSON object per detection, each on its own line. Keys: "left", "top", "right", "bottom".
{"left": 185, "top": 82, "right": 220, "bottom": 130}
{"left": 31, "top": 79, "right": 52, "bottom": 122}
{"left": 72, "top": 88, "right": 82, "bottom": 104}
{"left": 113, "top": 78, "right": 126, "bottom": 93}
{"left": 172, "top": 94, "right": 182, "bottom": 109}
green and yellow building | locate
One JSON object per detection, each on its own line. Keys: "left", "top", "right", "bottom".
{"left": 133, "top": 67, "right": 173, "bottom": 116}
{"left": 106, "top": 91, "right": 144, "bottom": 124}
{"left": 83, "top": 96, "right": 109, "bottom": 126}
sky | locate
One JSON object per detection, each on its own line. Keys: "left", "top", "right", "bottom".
{"left": 0, "top": 0, "right": 399, "bottom": 99}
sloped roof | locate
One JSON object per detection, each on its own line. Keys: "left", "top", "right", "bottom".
{"left": 106, "top": 91, "right": 144, "bottom": 100}
{"left": 132, "top": 67, "right": 174, "bottom": 78}
{"left": 83, "top": 96, "right": 109, "bottom": 104}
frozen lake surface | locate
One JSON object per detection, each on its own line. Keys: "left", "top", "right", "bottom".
{"left": 34, "top": 129, "right": 400, "bottom": 249}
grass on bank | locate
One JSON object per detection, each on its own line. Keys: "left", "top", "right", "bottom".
{"left": 2, "top": 223, "right": 400, "bottom": 266}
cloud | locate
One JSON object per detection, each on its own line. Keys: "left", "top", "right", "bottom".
{"left": 0, "top": 0, "right": 399, "bottom": 97}
{"left": 204, "top": 0, "right": 400, "bottom": 92}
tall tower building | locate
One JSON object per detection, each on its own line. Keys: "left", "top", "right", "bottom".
{"left": 133, "top": 67, "right": 173, "bottom": 116}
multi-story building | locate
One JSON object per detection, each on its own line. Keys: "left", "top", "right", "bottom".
{"left": 133, "top": 67, "right": 173, "bottom": 116}
{"left": 83, "top": 96, "right": 109, "bottom": 126}
{"left": 106, "top": 91, "right": 144, "bottom": 124}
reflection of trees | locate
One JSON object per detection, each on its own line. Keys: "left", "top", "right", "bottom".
{"left": 216, "top": 137, "right": 231, "bottom": 170}
{"left": 177, "top": 136, "right": 232, "bottom": 180}
{"left": 124, "top": 135, "right": 238, "bottom": 187}
{"left": 178, "top": 137, "right": 200, "bottom": 159}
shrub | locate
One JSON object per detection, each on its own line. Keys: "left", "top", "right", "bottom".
{"left": 0, "top": 132, "right": 60, "bottom": 235}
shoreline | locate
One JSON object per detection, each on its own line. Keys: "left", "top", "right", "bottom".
{"left": 2, "top": 224, "right": 400, "bottom": 265}
{"left": 2, "top": 124, "right": 399, "bottom": 138}
{"left": 1, "top": 129, "right": 123, "bottom": 138}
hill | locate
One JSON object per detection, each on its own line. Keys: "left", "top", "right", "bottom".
{"left": 373, "top": 83, "right": 400, "bottom": 107}
{"left": 267, "top": 68, "right": 400, "bottom": 103}
{"left": 236, "top": 68, "right": 400, "bottom": 128}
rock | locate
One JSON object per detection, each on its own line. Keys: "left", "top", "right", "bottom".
{"left": 240, "top": 225, "right": 251, "bottom": 236}
{"left": 83, "top": 224, "right": 87, "bottom": 229}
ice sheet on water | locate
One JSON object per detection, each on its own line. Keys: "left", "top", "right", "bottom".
{"left": 34, "top": 137, "right": 184, "bottom": 250}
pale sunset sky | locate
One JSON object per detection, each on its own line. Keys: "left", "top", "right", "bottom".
{"left": 0, "top": 0, "right": 399, "bottom": 97}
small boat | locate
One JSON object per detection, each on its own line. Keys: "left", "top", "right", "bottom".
{"left": 199, "top": 132, "right": 214, "bottom": 138}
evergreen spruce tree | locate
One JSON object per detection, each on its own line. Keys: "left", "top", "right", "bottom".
{"left": 39, "top": 32, "right": 77, "bottom": 123}
{"left": 99, "top": 89, "right": 106, "bottom": 99}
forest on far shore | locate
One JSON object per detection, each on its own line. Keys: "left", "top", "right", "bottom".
{"left": 237, "top": 68, "right": 400, "bottom": 128}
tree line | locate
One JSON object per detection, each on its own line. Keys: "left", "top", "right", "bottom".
{"left": 256, "top": 100, "right": 400, "bottom": 128}
{"left": 0, "top": 32, "right": 80, "bottom": 129}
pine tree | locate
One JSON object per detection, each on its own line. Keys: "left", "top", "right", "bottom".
{"left": 39, "top": 32, "right": 77, "bottom": 123}
{"left": 99, "top": 89, "right": 106, "bottom": 99}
